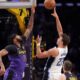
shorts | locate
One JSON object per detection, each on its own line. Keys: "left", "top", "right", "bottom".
{"left": 48, "top": 72, "right": 61, "bottom": 80}
{"left": 3, "top": 68, "right": 22, "bottom": 80}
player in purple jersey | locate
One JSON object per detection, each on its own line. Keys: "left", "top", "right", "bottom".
{"left": 0, "top": 7, "right": 35, "bottom": 80}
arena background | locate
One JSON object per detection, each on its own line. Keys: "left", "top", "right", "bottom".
{"left": 0, "top": 0, "right": 80, "bottom": 80}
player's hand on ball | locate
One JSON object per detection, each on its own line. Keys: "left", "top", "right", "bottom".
{"left": 44, "top": 0, "right": 56, "bottom": 10}
{"left": 51, "top": 8, "right": 58, "bottom": 18}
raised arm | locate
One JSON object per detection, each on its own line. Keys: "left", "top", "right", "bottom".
{"left": 36, "top": 35, "right": 59, "bottom": 58}
{"left": 23, "top": 7, "right": 35, "bottom": 39}
{"left": 51, "top": 8, "right": 63, "bottom": 36}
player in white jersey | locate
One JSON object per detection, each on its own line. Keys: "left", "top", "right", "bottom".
{"left": 36, "top": 8, "right": 70, "bottom": 80}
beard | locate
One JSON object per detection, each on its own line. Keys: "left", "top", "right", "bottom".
{"left": 17, "top": 38, "right": 23, "bottom": 44}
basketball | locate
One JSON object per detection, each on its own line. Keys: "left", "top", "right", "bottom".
{"left": 44, "top": 0, "right": 56, "bottom": 10}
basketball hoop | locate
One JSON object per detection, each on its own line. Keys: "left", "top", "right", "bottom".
{"left": 0, "top": 0, "right": 36, "bottom": 8}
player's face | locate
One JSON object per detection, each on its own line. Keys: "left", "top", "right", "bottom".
{"left": 57, "top": 36, "right": 63, "bottom": 45}
{"left": 14, "top": 35, "right": 22, "bottom": 43}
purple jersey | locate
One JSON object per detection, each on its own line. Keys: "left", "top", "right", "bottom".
{"left": 5, "top": 45, "right": 27, "bottom": 73}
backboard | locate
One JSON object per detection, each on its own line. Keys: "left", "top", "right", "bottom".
{"left": 0, "top": 0, "right": 36, "bottom": 8}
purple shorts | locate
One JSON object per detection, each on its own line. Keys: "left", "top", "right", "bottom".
{"left": 3, "top": 68, "right": 22, "bottom": 80}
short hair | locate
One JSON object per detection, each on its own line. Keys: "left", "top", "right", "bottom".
{"left": 63, "top": 60, "right": 72, "bottom": 71}
{"left": 61, "top": 33, "right": 70, "bottom": 46}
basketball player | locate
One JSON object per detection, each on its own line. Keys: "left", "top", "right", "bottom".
{"left": 0, "top": 7, "right": 35, "bottom": 80}
{"left": 63, "top": 60, "right": 78, "bottom": 80}
{"left": 36, "top": 8, "right": 70, "bottom": 80}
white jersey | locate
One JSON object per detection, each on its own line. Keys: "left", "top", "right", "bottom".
{"left": 48, "top": 47, "right": 68, "bottom": 73}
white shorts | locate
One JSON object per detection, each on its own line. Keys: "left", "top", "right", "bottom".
{"left": 48, "top": 72, "right": 61, "bottom": 80}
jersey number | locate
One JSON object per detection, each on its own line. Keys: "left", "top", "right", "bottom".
{"left": 56, "top": 58, "right": 64, "bottom": 66}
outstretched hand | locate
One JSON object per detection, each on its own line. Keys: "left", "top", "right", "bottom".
{"left": 51, "top": 8, "right": 58, "bottom": 18}
{"left": 36, "top": 35, "right": 42, "bottom": 44}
